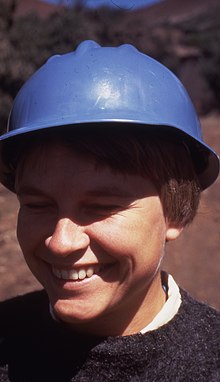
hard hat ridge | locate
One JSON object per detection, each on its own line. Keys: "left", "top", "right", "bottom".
{"left": 0, "top": 40, "right": 219, "bottom": 191}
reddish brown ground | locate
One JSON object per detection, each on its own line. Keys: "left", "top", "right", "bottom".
{"left": 0, "top": 114, "right": 219, "bottom": 310}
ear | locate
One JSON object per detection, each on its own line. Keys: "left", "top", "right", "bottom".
{"left": 166, "top": 226, "right": 183, "bottom": 241}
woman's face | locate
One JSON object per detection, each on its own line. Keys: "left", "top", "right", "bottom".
{"left": 15, "top": 143, "right": 180, "bottom": 336}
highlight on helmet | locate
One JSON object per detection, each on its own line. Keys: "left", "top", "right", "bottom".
{"left": 0, "top": 40, "right": 219, "bottom": 191}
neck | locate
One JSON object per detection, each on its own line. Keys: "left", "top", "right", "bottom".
{"left": 60, "top": 272, "right": 166, "bottom": 337}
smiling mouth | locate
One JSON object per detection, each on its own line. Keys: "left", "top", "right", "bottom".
{"left": 52, "top": 265, "right": 101, "bottom": 281}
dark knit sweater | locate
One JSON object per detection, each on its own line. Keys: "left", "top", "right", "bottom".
{"left": 0, "top": 288, "right": 219, "bottom": 381}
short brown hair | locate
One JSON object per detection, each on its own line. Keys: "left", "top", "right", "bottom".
{"left": 1, "top": 124, "right": 201, "bottom": 227}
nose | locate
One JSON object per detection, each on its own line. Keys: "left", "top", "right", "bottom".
{"left": 45, "top": 218, "right": 90, "bottom": 257}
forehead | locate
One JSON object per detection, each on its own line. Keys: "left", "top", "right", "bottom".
{"left": 15, "top": 141, "right": 157, "bottom": 199}
{"left": 16, "top": 142, "right": 97, "bottom": 186}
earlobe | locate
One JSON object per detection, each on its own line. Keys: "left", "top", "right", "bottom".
{"left": 166, "top": 227, "right": 183, "bottom": 241}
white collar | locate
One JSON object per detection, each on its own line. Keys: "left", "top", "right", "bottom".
{"left": 140, "top": 273, "right": 182, "bottom": 334}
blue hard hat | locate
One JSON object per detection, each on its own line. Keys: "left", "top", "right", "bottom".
{"left": 0, "top": 40, "right": 219, "bottom": 190}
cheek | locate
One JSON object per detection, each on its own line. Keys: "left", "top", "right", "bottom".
{"left": 17, "top": 209, "right": 49, "bottom": 254}
{"left": 90, "top": 205, "right": 167, "bottom": 262}
{"left": 17, "top": 209, "right": 30, "bottom": 251}
{"left": 90, "top": 216, "right": 132, "bottom": 253}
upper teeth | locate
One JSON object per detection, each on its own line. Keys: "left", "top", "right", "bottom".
{"left": 52, "top": 266, "right": 98, "bottom": 281}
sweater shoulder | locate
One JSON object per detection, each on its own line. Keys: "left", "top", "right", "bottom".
{"left": 0, "top": 290, "right": 49, "bottom": 374}
{"left": 0, "top": 290, "right": 49, "bottom": 335}
{"left": 168, "top": 289, "right": 220, "bottom": 356}
{"left": 179, "top": 288, "right": 220, "bottom": 328}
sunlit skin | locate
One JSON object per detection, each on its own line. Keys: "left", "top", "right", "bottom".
{"left": 15, "top": 143, "right": 181, "bottom": 336}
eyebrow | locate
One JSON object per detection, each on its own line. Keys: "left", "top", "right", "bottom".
{"left": 85, "top": 186, "right": 133, "bottom": 199}
{"left": 16, "top": 185, "right": 132, "bottom": 198}
{"left": 16, "top": 185, "right": 48, "bottom": 198}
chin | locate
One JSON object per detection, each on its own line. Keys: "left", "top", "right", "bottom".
{"left": 52, "top": 298, "right": 101, "bottom": 326}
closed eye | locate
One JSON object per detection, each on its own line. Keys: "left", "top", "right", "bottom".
{"left": 19, "top": 198, "right": 55, "bottom": 212}
{"left": 86, "top": 204, "right": 122, "bottom": 215}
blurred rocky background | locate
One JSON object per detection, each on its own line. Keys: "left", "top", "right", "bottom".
{"left": 0, "top": 0, "right": 219, "bottom": 309}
